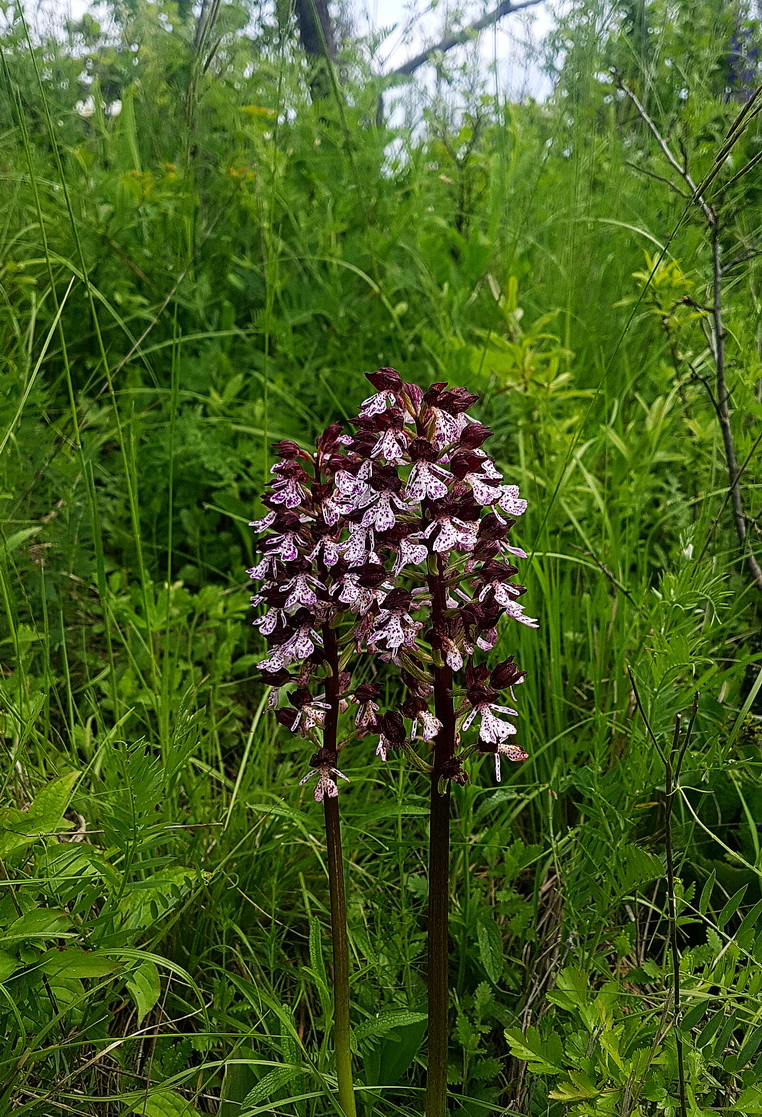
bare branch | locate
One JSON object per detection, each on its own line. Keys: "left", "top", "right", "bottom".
{"left": 614, "top": 71, "right": 713, "bottom": 222}
{"left": 617, "top": 71, "right": 762, "bottom": 597}
{"left": 625, "top": 160, "right": 690, "bottom": 200}
{"left": 388, "top": 0, "right": 543, "bottom": 78}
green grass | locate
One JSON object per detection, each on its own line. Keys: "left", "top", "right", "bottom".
{"left": 0, "top": 0, "right": 762, "bottom": 1112}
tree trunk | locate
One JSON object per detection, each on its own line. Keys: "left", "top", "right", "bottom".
{"left": 293, "top": 0, "right": 337, "bottom": 101}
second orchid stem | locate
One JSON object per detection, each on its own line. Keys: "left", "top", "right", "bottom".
{"left": 323, "top": 622, "right": 357, "bottom": 1117}
{"left": 426, "top": 555, "right": 456, "bottom": 1117}
{"left": 324, "top": 794, "right": 357, "bottom": 1117}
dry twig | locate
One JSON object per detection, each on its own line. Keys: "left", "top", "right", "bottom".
{"left": 615, "top": 73, "right": 762, "bottom": 597}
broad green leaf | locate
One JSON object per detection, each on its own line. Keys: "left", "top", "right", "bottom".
{"left": 305, "top": 918, "right": 331, "bottom": 1019}
{"left": 547, "top": 966, "right": 590, "bottom": 1010}
{"left": 125, "top": 1089, "right": 199, "bottom": 1116}
{"left": 41, "top": 948, "right": 120, "bottom": 979}
{"left": 46, "top": 974, "right": 84, "bottom": 1013}
{"left": 0, "top": 950, "right": 19, "bottom": 982}
{"left": 308, "top": 917, "right": 326, "bottom": 987}
{"left": 28, "top": 771, "right": 81, "bottom": 823}
{"left": 3, "top": 527, "right": 42, "bottom": 553}
{"left": 505, "top": 1026, "right": 565, "bottom": 1073}
{"left": 0, "top": 773, "right": 82, "bottom": 857}
{"left": 727, "top": 1027, "right": 762, "bottom": 1074}
{"left": 599, "top": 1024, "right": 625, "bottom": 1070}
{"left": 3, "top": 908, "right": 70, "bottom": 943}
{"left": 549, "top": 1070, "right": 600, "bottom": 1100}
{"left": 126, "top": 959, "right": 161, "bottom": 1026}
{"left": 737, "top": 1085, "right": 762, "bottom": 1113}
{"left": 696, "top": 1010, "right": 728, "bottom": 1050}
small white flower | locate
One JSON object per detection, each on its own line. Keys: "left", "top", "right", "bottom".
{"left": 257, "top": 623, "right": 323, "bottom": 670}
{"left": 392, "top": 537, "right": 429, "bottom": 576}
{"left": 270, "top": 477, "right": 306, "bottom": 508}
{"left": 411, "top": 710, "right": 442, "bottom": 741}
{"left": 495, "top": 485, "right": 527, "bottom": 518}
{"left": 371, "top": 428, "right": 408, "bottom": 463}
{"left": 249, "top": 511, "right": 276, "bottom": 532}
{"left": 281, "top": 572, "right": 322, "bottom": 611}
{"left": 405, "top": 460, "right": 450, "bottom": 503}
{"left": 253, "top": 607, "right": 286, "bottom": 636}
{"left": 429, "top": 408, "right": 469, "bottom": 449}
{"left": 463, "top": 702, "right": 519, "bottom": 744}
{"left": 361, "top": 490, "right": 409, "bottom": 533}
{"left": 289, "top": 697, "right": 330, "bottom": 736}
{"left": 358, "top": 390, "right": 397, "bottom": 418}
{"left": 299, "top": 763, "right": 349, "bottom": 801}
{"left": 418, "top": 516, "right": 479, "bottom": 553}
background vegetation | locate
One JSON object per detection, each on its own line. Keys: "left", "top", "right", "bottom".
{"left": 1, "top": 0, "right": 762, "bottom": 1112}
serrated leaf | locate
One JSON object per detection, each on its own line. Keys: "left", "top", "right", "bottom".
{"left": 737, "top": 1085, "right": 762, "bottom": 1113}
{"left": 353, "top": 1010, "right": 427, "bottom": 1049}
{"left": 126, "top": 959, "right": 161, "bottom": 1025}
{"left": 473, "top": 980, "right": 493, "bottom": 1019}
{"left": 547, "top": 966, "right": 590, "bottom": 1011}
{"left": 243, "top": 1065, "right": 303, "bottom": 1106}
{"left": 505, "top": 1025, "right": 565, "bottom": 1073}
{"left": 477, "top": 916, "right": 503, "bottom": 985}
{"left": 549, "top": 1070, "right": 600, "bottom": 1100}
{"left": 471, "top": 1056, "right": 502, "bottom": 1081}
{"left": 308, "top": 917, "right": 326, "bottom": 987}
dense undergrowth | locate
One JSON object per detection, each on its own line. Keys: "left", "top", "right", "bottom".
{"left": 1, "top": 0, "right": 762, "bottom": 1112}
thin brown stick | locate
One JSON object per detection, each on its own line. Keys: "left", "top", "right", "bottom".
{"left": 615, "top": 74, "right": 762, "bottom": 597}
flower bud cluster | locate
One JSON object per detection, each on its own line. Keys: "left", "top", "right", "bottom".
{"left": 249, "top": 369, "right": 536, "bottom": 799}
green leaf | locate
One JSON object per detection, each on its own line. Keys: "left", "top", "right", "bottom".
{"left": 546, "top": 966, "right": 590, "bottom": 1011}
{"left": 718, "top": 885, "right": 747, "bottom": 930}
{"left": 353, "top": 1010, "right": 428, "bottom": 1050}
{"left": 505, "top": 1025, "right": 565, "bottom": 1074}
{"left": 737, "top": 1085, "right": 762, "bottom": 1113}
{"left": 3, "top": 527, "right": 42, "bottom": 553}
{"left": 243, "top": 1065, "right": 303, "bottom": 1107}
{"left": 736, "top": 898, "right": 762, "bottom": 949}
{"left": 126, "top": 959, "right": 161, "bottom": 1024}
{"left": 28, "top": 771, "right": 81, "bottom": 824}
{"left": 477, "top": 916, "right": 504, "bottom": 985}
{"left": 681, "top": 999, "right": 710, "bottom": 1032}
{"left": 549, "top": 1070, "right": 600, "bottom": 1100}
{"left": 697, "top": 1009, "right": 736, "bottom": 1053}
{"left": 725, "top": 1025, "right": 762, "bottom": 1075}
{"left": 124, "top": 1089, "right": 199, "bottom": 1116}
{"left": 40, "top": 948, "right": 120, "bottom": 979}
{"left": 0, "top": 950, "right": 19, "bottom": 982}
{"left": 3, "top": 908, "right": 71, "bottom": 943}
{"left": 305, "top": 917, "right": 331, "bottom": 1018}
